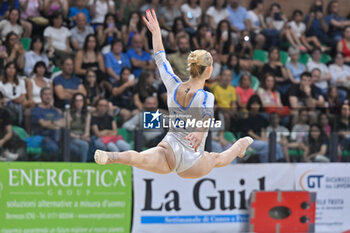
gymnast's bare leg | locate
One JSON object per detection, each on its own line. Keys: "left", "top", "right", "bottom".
{"left": 94, "top": 136, "right": 253, "bottom": 179}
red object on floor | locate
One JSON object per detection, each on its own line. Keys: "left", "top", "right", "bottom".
{"left": 249, "top": 191, "right": 316, "bottom": 233}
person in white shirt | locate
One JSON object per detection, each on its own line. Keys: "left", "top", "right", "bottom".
{"left": 206, "top": 0, "right": 229, "bottom": 31}
{"left": 0, "top": 8, "right": 24, "bottom": 41}
{"left": 246, "top": 0, "right": 266, "bottom": 49}
{"left": 181, "top": 0, "right": 202, "bottom": 32}
{"left": 24, "top": 36, "right": 50, "bottom": 77}
{"left": 88, "top": 0, "right": 115, "bottom": 25}
{"left": 329, "top": 52, "right": 350, "bottom": 90}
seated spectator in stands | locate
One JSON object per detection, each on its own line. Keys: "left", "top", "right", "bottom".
{"left": 122, "top": 11, "right": 148, "bottom": 51}
{"left": 66, "top": 93, "right": 91, "bottom": 162}
{"left": 168, "top": 34, "right": 191, "bottom": 81}
{"left": 140, "top": 0, "right": 161, "bottom": 15}
{"left": 0, "top": 8, "right": 23, "bottom": 40}
{"left": 236, "top": 72, "right": 255, "bottom": 109}
{"left": 289, "top": 72, "right": 324, "bottom": 124}
{"left": 285, "top": 46, "right": 305, "bottom": 84}
{"left": 226, "top": 0, "right": 248, "bottom": 33}
{"left": 26, "top": 61, "right": 52, "bottom": 107}
{"left": 212, "top": 69, "right": 237, "bottom": 131}
{"left": 318, "top": 112, "right": 331, "bottom": 137}
{"left": 192, "top": 23, "right": 214, "bottom": 51}
{"left": 307, "top": 48, "right": 332, "bottom": 95}
{"left": 31, "top": 87, "right": 65, "bottom": 160}
{"left": 92, "top": 98, "right": 131, "bottom": 152}
{"left": 305, "top": 0, "right": 331, "bottom": 47}
{"left": 329, "top": 52, "right": 350, "bottom": 91}
{"left": 309, "top": 68, "right": 323, "bottom": 95}
{"left": 104, "top": 39, "right": 131, "bottom": 84}
{"left": 68, "top": 0, "right": 90, "bottom": 23}
{"left": 70, "top": 13, "right": 94, "bottom": 51}
{"left": 75, "top": 34, "right": 105, "bottom": 82}
{"left": 266, "top": 112, "right": 290, "bottom": 162}
{"left": 53, "top": 57, "right": 86, "bottom": 110}
{"left": 167, "top": 17, "right": 189, "bottom": 52}
{"left": 112, "top": 67, "right": 137, "bottom": 122}
{"left": 257, "top": 73, "right": 283, "bottom": 109}
{"left": 302, "top": 124, "right": 330, "bottom": 162}
{"left": 159, "top": 0, "right": 181, "bottom": 32}
{"left": 43, "top": 0, "right": 68, "bottom": 17}
{"left": 337, "top": 26, "right": 350, "bottom": 64}
{"left": 262, "top": 47, "right": 292, "bottom": 97}
{"left": 97, "top": 13, "right": 121, "bottom": 48}
{"left": 43, "top": 11, "right": 71, "bottom": 65}
{"left": 24, "top": 36, "right": 50, "bottom": 77}
{"left": 127, "top": 33, "right": 155, "bottom": 78}
{"left": 180, "top": 0, "right": 202, "bottom": 34}
{"left": 133, "top": 69, "right": 157, "bottom": 111}
{"left": 123, "top": 96, "right": 165, "bottom": 147}
{"left": 0, "top": 1, "right": 20, "bottom": 20}
{"left": 206, "top": 0, "right": 229, "bottom": 31}
{"left": 336, "top": 103, "right": 350, "bottom": 154}
{"left": 20, "top": 0, "right": 45, "bottom": 34}
{"left": 215, "top": 19, "right": 235, "bottom": 64}
{"left": 84, "top": 69, "right": 102, "bottom": 107}
{"left": 88, "top": 0, "right": 115, "bottom": 27}
{"left": 5, "top": 32, "right": 24, "bottom": 71}
{"left": 325, "top": 0, "right": 350, "bottom": 45}
{"left": 115, "top": 0, "right": 137, "bottom": 25}
{"left": 242, "top": 95, "right": 285, "bottom": 162}
{"left": 223, "top": 53, "right": 241, "bottom": 87}
{"left": 0, "top": 62, "right": 28, "bottom": 124}
{"left": 325, "top": 86, "right": 342, "bottom": 116}
{"left": 0, "top": 40, "right": 7, "bottom": 71}
{"left": 208, "top": 48, "right": 222, "bottom": 82}
{"left": 246, "top": 0, "right": 266, "bottom": 50}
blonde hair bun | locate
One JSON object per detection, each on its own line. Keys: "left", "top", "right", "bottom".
{"left": 187, "top": 50, "right": 213, "bottom": 77}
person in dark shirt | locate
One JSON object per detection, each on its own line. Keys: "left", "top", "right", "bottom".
{"left": 335, "top": 103, "right": 350, "bottom": 158}
{"left": 302, "top": 124, "right": 330, "bottom": 162}
{"left": 91, "top": 98, "right": 130, "bottom": 152}
{"left": 133, "top": 69, "right": 158, "bottom": 111}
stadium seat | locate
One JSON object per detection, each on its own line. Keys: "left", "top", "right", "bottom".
{"left": 341, "top": 150, "right": 350, "bottom": 162}
{"left": 21, "top": 37, "right": 31, "bottom": 51}
{"left": 251, "top": 75, "right": 260, "bottom": 91}
{"left": 321, "top": 53, "right": 332, "bottom": 64}
{"left": 12, "top": 126, "right": 42, "bottom": 157}
{"left": 224, "top": 131, "right": 236, "bottom": 142}
{"left": 253, "top": 49, "right": 268, "bottom": 63}
{"left": 280, "top": 50, "right": 289, "bottom": 65}
{"left": 298, "top": 53, "right": 310, "bottom": 65}
{"left": 118, "top": 127, "right": 135, "bottom": 149}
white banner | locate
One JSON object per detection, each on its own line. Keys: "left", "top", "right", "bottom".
{"left": 132, "top": 164, "right": 294, "bottom": 233}
{"left": 295, "top": 163, "right": 350, "bottom": 233}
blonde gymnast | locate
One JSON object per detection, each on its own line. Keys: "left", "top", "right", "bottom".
{"left": 94, "top": 9, "right": 253, "bottom": 179}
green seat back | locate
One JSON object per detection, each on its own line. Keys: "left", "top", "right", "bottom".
{"left": 224, "top": 131, "right": 236, "bottom": 142}
{"left": 321, "top": 53, "right": 332, "bottom": 64}
{"left": 298, "top": 53, "right": 310, "bottom": 65}
{"left": 280, "top": 50, "right": 289, "bottom": 65}
{"left": 21, "top": 37, "right": 31, "bottom": 51}
{"left": 253, "top": 50, "right": 268, "bottom": 63}
{"left": 12, "top": 126, "right": 29, "bottom": 140}
{"left": 251, "top": 75, "right": 260, "bottom": 91}
{"left": 118, "top": 128, "right": 133, "bottom": 143}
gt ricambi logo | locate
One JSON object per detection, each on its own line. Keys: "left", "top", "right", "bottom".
{"left": 143, "top": 110, "right": 162, "bottom": 129}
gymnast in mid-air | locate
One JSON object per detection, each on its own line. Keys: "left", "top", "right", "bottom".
{"left": 94, "top": 9, "right": 253, "bottom": 179}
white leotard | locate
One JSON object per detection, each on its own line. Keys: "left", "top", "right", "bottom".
{"left": 154, "top": 51, "right": 215, "bottom": 173}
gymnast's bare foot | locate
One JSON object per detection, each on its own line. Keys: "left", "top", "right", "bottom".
{"left": 234, "top": 136, "right": 254, "bottom": 158}
{"left": 94, "top": 150, "right": 118, "bottom": 165}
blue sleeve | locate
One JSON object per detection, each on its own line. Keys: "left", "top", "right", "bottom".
{"left": 53, "top": 76, "right": 62, "bottom": 87}
{"left": 104, "top": 53, "right": 113, "bottom": 68}
{"left": 68, "top": 7, "right": 77, "bottom": 18}
{"left": 123, "top": 53, "right": 131, "bottom": 67}
{"left": 14, "top": 0, "right": 20, "bottom": 9}
{"left": 53, "top": 109, "right": 63, "bottom": 120}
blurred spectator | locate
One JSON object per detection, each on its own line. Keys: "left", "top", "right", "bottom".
{"left": 285, "top": 46, "right": 305, "bottom": 83}
{"left": 43, "top": 0, "right": 68, "bottom": 17}
{"left": 91, "top": 98, "right": 131, "bottom": 152}
{"left": 115, "top": 0, "right": 137, "bottom": 25}
{"left": 0, "top": 1, "right": 20, "bottom": 20}
{"left": 31, "top": 87, "right": 65, "bottom": 160}
{"left": 242, "top": 95, "right": 285, "bottom": 162}
{"left": 262, "top": 47, "right": 291, "bottom": 96}
{"left": 212, "top": 69, "right": 237, "bottom": 130}
{"left": 206, "top": 0, "right": 229, "bottom": 31}
{"left": 336, "top": 103, "right": 350, "bottom": 154}
{"left": 89, "top": 0, "right": 114, "bottom": 27}
{"left": 70, "top": 13, "right": 94, "bottom": 51}
{"left": 104, "top": 38, "right": 131, "bottom": 84}
{"left": 168, "top": 34, "right": 190, "bottom": 81}
{"left": 68, "top": 0, "right": 90, "bottom": 23}
{"left": 307, "top": 48, "right": 332, "bottom": 95}
{"left": 246, "top": 0, "right": 266, "bottom": 50}
{"left": 290, "top": 109, "right": 310, "bottom": 145}
{"left": 112, "top": 67, "right": 137, "bottom": 122}
{"left": 140, "top": 0, "right": 161, "bottom": 14}
{"left": 236, "top": 72, "right": 255, "bottom": 109}
{"left": 0, "top": 40, "right": 7, "bottom": 70}
{"left": 257, "top": 73, "right": 283, "bottom": 111}
{"left": 123, "top": 96, "right": 165, "bottom": 147}
{"left": 226, "top": 0, "right": 248, "bottom": 32}
{"left": 127, "top": 33, "right": 155, "bottom": 78}
{"left": 303, "top": 124, "right": 330, "bottom": 162}
{"left": 223, "top": 53, "right": 241, "bottom": 87}
{"left": 5, "top": 32, "right": 25, "bottom": 70}
{"left": 20, "top": 0, "right": 47, "bottom": 37}
{"left": 337, "top": 26, "right": 350, "bottom": 64}
{"left": 215, "top": 19, "right": 235, "bottom": 64}
{"left": 75, "top": 34, "right": 105, "bottom": 83}
{"left": 121, "top": 11, "right": 148, "bottom": 50}
{"left": 192, "top": 23, "right": 213, "bottom": 51}
{"left": 133, "top": 69, "right": 157, "bottom": 111}
{"left": 325, "top": 0, "right": 350, "bottom": 45}
{"left": 0, "top": 8, "right": 23, "bottom": 40}
{"left": 208, "top": 48, "right": 222, "bottom": 81}
{"left": 289, "top": 9, "right": 324, "bottom": 51}
{"left": 180, "top": 0, "right": 202, "bottom": 33}
{"left": 84, "top": 69, "right": 102, "bottom": 107}
{"left": 66, "top": 93, "right": 91, "bottom": 162}
{"left": 325, "top": 86, "right": 342, "bottom": 116}
{"left": 305, "top": 0, "right": 331, "bottom": 47}
{"left": 159, "top": 0, "right": 181, "bottom": 32}
{"left": 167, "top": 17, "right": 189, "bottom": 51}
{"left": 318, "top": 112, "right": 331, "bottom": 137}
{"left": 329, "top": 52, "right": 350, "bottom": 91}
{"left": 0, "top": 62, "right": 27, "bottom": 124}
{"left": 97, "top": 13, "right": 121, "bottom": 48}
{"left": 23, "top": 35, "right": 49, "bottom": 76}
{"left": 53, "top": 57, "right": 86, "bottom": 110}
{"left": 43, "top": 11, "right": 71, "bottom": 65}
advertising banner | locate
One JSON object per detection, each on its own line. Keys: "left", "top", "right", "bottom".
{"left": 132, "top": 164, "right": 294, "bottom": 233}
{"left": 295, "top": 163, "right": 350, "bottom": 233}
{"left": 0, "top": 162, "right": 132, "bottom": 233}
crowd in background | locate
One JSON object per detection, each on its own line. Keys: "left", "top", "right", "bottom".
{"left": 1, "top": 0, "right": 350, "bottom": 163}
